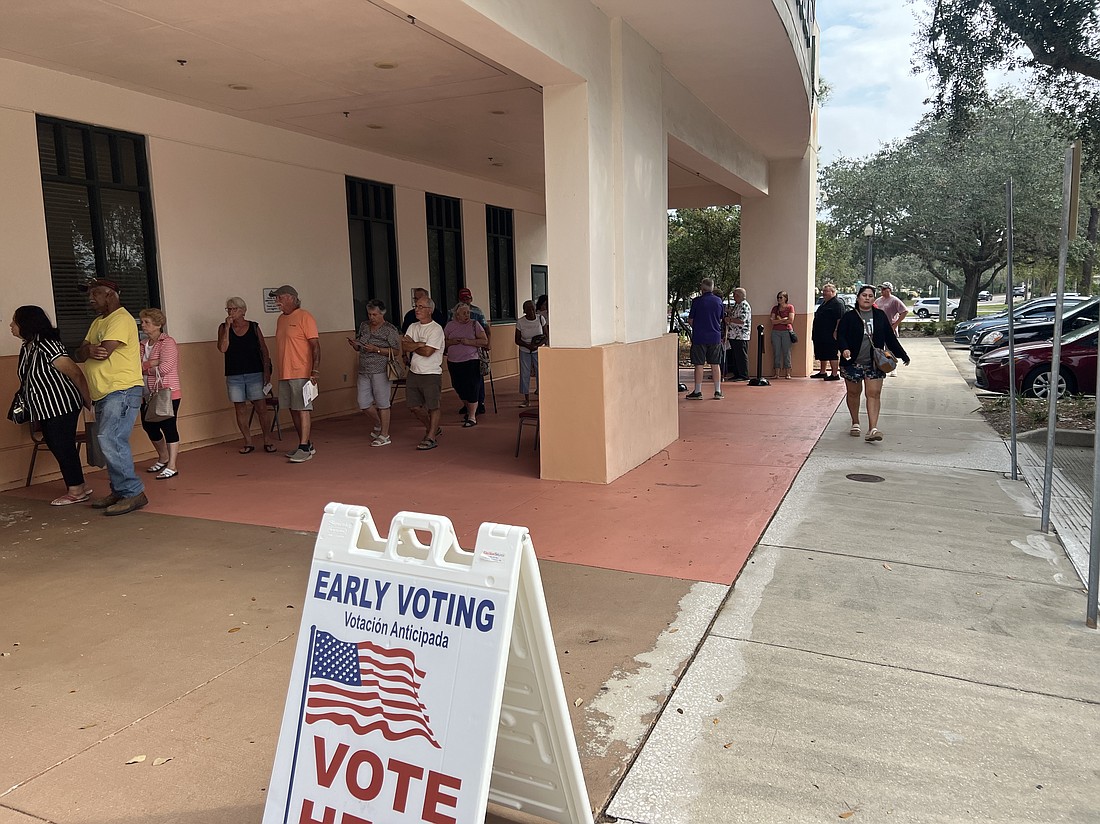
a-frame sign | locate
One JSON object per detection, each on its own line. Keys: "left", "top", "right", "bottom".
{"left": 262, "top": 503, "right": 593, "bottom": 824}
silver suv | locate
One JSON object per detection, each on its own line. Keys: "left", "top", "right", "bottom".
{"left": 911, "top": 297, "right": 959, "bottom": 319}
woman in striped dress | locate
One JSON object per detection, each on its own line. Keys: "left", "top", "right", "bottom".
{"left": 10, "top": 306, "right": 93, "bottom": 505}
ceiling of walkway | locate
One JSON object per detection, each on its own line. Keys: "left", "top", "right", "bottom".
{"left": 0, "top": 0, "right": 809, "bottom": 198}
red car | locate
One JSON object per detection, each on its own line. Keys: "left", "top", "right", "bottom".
{"left": 975, "top": 321, "right": 1098, "bottom": 399}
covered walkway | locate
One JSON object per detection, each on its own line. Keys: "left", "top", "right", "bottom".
{"left": 8, "top": 374, "right": 844, "bottom": 585}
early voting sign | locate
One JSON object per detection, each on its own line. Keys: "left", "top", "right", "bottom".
{"left": 263, "top": 503, "right": 592, "bottom": 824}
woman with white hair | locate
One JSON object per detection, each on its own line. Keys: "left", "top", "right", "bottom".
{"left": 217, "top": 296, "right": 275, "bottom": 453}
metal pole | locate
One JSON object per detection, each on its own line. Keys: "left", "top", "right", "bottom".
{"left": 1040, "top": 146, "right": 1074, "bottom": 533}
{"left": 867, "top": 236, "right": 873, "bottom": 284}
{"left": 1088, "top": 351, "right": 1100, "bottom": 627}
{"left": 1005, "top": 178, "right": 1017, "bottom": 480}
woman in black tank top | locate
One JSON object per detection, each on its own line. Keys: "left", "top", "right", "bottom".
{"left": 217, "top": 296, "right": 275, "bottom": 453}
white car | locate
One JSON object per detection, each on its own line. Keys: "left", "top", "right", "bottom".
{"left": 911, "top": 297, "right": 959, "bottom": 319}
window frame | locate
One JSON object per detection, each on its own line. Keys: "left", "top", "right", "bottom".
{"left": 485, "top": 205, "right": 516, "bottom": 322}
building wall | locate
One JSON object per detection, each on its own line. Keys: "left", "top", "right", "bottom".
{"left": 0, "top": 58, "right": 544, "bottom": 490}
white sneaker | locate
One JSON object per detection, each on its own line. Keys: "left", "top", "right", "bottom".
{"left": 287, "top": 448, "right": 314, "bottom": 463}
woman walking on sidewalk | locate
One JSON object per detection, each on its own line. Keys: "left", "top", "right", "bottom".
{"left": 837, "top": 285, "right": 910, "bottom": 442}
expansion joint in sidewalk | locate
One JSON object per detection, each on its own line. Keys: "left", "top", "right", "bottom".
{"left": 713, "top": 636, "right": 1100, "bottom": 706}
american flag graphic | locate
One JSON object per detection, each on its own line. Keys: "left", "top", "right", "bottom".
{"left": 304, "top": 631, "right": 440, "bottom": 748}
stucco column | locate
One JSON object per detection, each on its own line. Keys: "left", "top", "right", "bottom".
{"left": 739, "top": 148, "right": 818, "bottom": 377}
{"left": 538, "top": 20, "right": 677, "bottom": 483}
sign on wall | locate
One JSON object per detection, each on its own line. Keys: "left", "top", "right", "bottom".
{"left": 263, "top": 289, "right": 281, "bottom": 314}
{"left": 263, "top": 504, "right": 592, "bottom": 824}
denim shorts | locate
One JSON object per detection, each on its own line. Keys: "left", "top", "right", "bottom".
{"left": 226, "top": 372, "right": 264, "bottom": 403}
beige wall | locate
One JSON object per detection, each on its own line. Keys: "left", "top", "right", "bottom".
{"left": 539, "top": 336, "right": 678, "bottom": 483}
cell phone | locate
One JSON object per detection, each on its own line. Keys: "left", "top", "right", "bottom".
{"left": 262, "top": 382, "right": 272, "bottom": 396}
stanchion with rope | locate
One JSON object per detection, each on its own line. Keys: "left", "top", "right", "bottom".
{"left": 749, "top": 324, "right": 770, "bottom": 387}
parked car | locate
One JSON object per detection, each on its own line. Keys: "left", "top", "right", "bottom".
{"left": 975, "top": 321, "right": 1098, "bottom": 399}
{"left": 953, "top": 296, "right": 1085, "bottom": 345}
{"left": 838, "top": 293, "right": 857, "bottom": 309}
{"left": 970, "top": 296, "right": 1100, "bottom": 362}
{"left": 978, "top": 290, "right": 993, "bottom": 301}
{"left": 1013, "top": 285, "right": 1027, "bottom": 297}
{"left": 911, "top": 297, "right": 960, "bottom": 319}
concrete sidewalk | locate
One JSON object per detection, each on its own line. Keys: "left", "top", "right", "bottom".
{"left": 607, "top": 337, "right": 1100, "bottom": 823}
{"left": 3, "top": 337, "right": 1098, "bottom": 824}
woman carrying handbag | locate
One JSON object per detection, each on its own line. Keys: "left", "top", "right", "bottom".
{"left": 837, "top": 285, "right": 910, "bottom": 443}
{"left": 10, "top": 306, "right": 94, "bottom": 505}
{"left": 139, "top": 308, "right": 183, "bottom": 478}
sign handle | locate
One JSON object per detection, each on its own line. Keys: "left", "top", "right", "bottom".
{"left": 385, "top": 511, "right": 464, "bottom": 565}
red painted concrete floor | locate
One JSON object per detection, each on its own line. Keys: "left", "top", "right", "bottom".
{"left": 8, "top": 372, "right": 843, "bottom": 585}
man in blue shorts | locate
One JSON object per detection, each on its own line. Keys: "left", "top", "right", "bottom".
{"left": 686, "top": 278, "right": 725, "bottom": 399}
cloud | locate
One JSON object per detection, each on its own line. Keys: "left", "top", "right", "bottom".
{"left": 817, "top": 1, "right": 936, "bottom": 161}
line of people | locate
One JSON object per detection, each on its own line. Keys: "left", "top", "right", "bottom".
{"left": 10, "top": 279, "right": 550, "bottom": 513}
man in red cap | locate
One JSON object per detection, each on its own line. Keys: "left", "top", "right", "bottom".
{"left": 74, "top": 278, "right": 147, "bottom": 516}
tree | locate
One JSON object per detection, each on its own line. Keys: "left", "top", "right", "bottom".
{"left": 667, "top": 207, "right": 741, "bottom": 316}
{"left": 819, "top": 93, "right": 1065, "bottom": 319}
{"left": 916, "top": 1, "right": 1100, "bottom": 131}
{"left": 815, "top": 222, "right": 859, "bottom": 291}
{"left": 916, "top": 1, "right": 1100, "bottom": 293}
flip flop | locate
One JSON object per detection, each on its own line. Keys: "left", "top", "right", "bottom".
{"left": 865, "top": 428, "right": 883, "bottom": 442}
{"left": 239, "top": 445, "right": 255, "bottom": 454}
{"left": 849, "top": 424, "right": 861, "bottom": 437}
{"left": 462, "top": 419, "right": 477, "bottom": 427}
{"left": 156, "top": 467, "right": 179, "bottom": 479}
{"left": 263, "top": 443, "right": 278, "bottom": 453}
{"left": 416, "top": 439, "right": 438, "bottom": 451}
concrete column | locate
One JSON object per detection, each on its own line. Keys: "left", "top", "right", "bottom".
{"left": 538, "top": 20, "right": 677, "bottom": 483}
{"left": 739, "top": 148, "right": 818, "bottom": 377}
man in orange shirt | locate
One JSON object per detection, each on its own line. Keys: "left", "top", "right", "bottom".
{"left": 272, "top": 285, "right": 321, "bottom": 462}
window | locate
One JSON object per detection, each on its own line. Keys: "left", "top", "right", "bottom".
{"left": 346, "top": 178, "right": 400, "bottom": 329}
{"left": 485, "top": 205, "right": 516, "bottom": 321}
{"left": 36, "top": 116, "right": 159, "bottom": 352}
{"left": 425, "top": 193, "right": 463, "bottom": 314}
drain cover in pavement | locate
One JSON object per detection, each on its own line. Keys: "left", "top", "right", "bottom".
{"left": 846, "top": 473, "right": 885, "bottom": 483}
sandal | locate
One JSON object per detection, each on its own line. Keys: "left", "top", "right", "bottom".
{"left": 370, "top": 434, "right": 391, "bottom": 447}
{"left": 146, "top": 461, "right": 168, "bottom": 473}
{"left": 263, "top": 443, "right": 278, "bottom": 453}
{"left": 155, "top": 467, "right": 179, "bottom": 479}
{"left": 865, "top": 428, "right": 883, "bottom": 442}
{"left": 849, "top": 424, "right": 861, "bottom": 437}
{"left": 416, "top": 438, "right": 438, "bottom": 451}
{"left": 239, "top": 445, "right": 255, "bottom": 454}
{"left": 51, "top": 490, "right": 93, "bottom": 506}
{"left": 462, "top": 419, "right": 477, "bottom": 427}
{"left": 519, "top": 400, "right": 530, "bottom": 408}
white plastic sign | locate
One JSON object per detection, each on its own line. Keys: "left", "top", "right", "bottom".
{"left": 263, "top": 503, "right": 592, "bottom": 824}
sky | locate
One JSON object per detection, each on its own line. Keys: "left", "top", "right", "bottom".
{"left": 816, "top": 1, "right": 939, "bottom": 163}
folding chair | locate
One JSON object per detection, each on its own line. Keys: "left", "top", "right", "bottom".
{"left": 247, "top": 396, "right": 282, "bottom": 440}
{"left": 515, "top": 408, "right": 539, "bottom": 457}
{"left": 26, "top": 420, "right": 88, "bottom": 487}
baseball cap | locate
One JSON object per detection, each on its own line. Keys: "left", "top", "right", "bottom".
{"left": 78, "top": 278, "right": 120, "bottom": 293}
{"left": 270, "top": 285, "right": 298, "bottom": 298}
{"left": 458, "top": 287, "right": 473, "bottom": 301}
{"left": 880, "top": 281, "right": 894, "bottom": 290}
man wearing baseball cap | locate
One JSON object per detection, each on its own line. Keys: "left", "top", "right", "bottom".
{"left": 874, "top": 281, "right": 908, "bottom": 335}
{"left": 271, "top": 284, "right": 321, "bottom": 462}
{"left": 74, "top": 278, "right": 147, "bottom": 516}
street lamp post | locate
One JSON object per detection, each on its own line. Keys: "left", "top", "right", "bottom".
{"left": 864, "top": 224, "right": 874, "bottom": 284}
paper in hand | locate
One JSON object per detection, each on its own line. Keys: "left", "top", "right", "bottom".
{"left": 302, "top": 381, "right": 318, "bottom": 406}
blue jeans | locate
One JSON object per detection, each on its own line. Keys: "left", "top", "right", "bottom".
{"left": 95, "top": 386, "right": 144, "bottom": 498}
{"left": 519, "top": 349, "right": 538, "bottom": 395}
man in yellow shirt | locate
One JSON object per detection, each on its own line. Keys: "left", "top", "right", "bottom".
{"left": 74, "top": 279, "right": 147, "bottom": 516}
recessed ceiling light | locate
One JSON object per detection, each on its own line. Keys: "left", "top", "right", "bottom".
{"left": 373, "top": 61, "right": 397, "bottom": 70}
{"left": 228, "top": 84, "right": 251, "bottom": 91}
{"left": 366, "top": 124, "right": 384, "bottom": 130}
{"left": 490, "top": 110, "right": 507, "bottom": 115}
{"left": 490, "top": 161, "right": 504, "bottom": 167}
